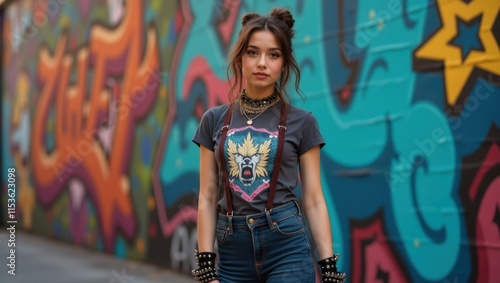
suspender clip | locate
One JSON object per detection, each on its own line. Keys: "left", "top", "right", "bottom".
{"left": 220, "top": 125, "right": 229, "bottom": 132}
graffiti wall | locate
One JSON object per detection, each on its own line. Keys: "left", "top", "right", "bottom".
{"left": 1, "top": 0, "right": 499, "bottom": 281}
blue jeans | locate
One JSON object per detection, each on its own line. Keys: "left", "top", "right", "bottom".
{"left": 216, "top": 201, "right": 316, "bottom": 283}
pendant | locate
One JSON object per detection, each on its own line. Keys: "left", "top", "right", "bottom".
{"left": 247, "top": 119, "right": 253, "bottom": 125}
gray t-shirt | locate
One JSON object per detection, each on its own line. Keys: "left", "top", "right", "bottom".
{"left": 192, "top": 101, "right": 325, "bottom": 215}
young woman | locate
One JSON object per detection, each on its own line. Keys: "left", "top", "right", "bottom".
{"left": 192, "top": 8, "right": 346, "bottom": 283}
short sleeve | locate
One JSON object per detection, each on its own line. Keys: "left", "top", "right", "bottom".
{"left": 298, "top": 113, "right": 325, "bottom": 155}
{"left": 192, "top": 109, "right": 215, "bottom": 151}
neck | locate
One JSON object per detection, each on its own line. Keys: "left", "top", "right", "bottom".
{"left": 244, "top": 86, "right": 276, "bottom": 99}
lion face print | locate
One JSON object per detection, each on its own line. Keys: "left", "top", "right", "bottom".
{"left": 225, "top": 127, "right": 278, "bottom": 202}
{"left": 234, "top": 153, "right": 261, "bottom": 185}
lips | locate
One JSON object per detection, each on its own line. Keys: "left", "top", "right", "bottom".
{"left": 254, "top": 72, "right": 268, "bottom": 79}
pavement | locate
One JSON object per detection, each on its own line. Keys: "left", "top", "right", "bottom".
{"left": 0, "top": 230, "right": 193, "bottom": 283}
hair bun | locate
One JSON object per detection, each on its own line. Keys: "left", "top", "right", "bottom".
{"left": 270, "top": 8, "right": 294, "bottom": 29}
{"left": 241, "top": 13, "right": 260, "bottom": 26}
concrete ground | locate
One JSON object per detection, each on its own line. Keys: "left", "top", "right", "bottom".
{"left": 0, "top": 230, "right": 193, "bottom": 283}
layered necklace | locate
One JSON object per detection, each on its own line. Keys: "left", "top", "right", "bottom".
{"left": 239, "top": 90, "right": 280, "bottom": 125}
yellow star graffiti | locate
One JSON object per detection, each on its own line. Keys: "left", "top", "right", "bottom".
{"left": 415, "top": 0, "right": 500, "bottom": 106}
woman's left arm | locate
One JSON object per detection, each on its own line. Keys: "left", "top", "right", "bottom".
{"left": 299, "top": 145, "right": 333, "bottom": 259}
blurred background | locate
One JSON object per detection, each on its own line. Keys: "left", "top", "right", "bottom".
{"left": 1, "top": 0, "right": 499, "bottom": 282}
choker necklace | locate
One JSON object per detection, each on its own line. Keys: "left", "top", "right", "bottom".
{"left": 240, "top": 90, "right": 279, "bottom": 114}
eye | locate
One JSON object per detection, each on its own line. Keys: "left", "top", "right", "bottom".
{"left": 269, "top": 52, "right": 281, "bottom": 59}
{"left": 246, "top": 49, "right": 258, "bottom": 56}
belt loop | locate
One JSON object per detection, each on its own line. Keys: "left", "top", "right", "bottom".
{"left": 227, "top": 212, "right": 233, "bottom": 235}
{"left": 293, "top": 200, "right": 302, "bottom": 215}
{"left": 265, "top": 209, "right": 274, "bottom": 230}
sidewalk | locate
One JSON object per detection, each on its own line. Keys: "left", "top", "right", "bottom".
{"left": 0, "top": 230, "right": 193, "bottom": 283}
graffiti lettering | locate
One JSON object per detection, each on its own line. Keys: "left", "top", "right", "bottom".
{"left": 170, "top": 225, "right": 198, "bottom": 273}
{"left": 31, "top": 0, "right": 159, "bottom": 251}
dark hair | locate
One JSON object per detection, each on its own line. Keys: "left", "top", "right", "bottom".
{"left": 227, "top": 8, "right": 302, "bottom": 105}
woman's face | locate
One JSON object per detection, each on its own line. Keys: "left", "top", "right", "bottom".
{"left": 241, "top": 30, "right": 284, "bottom": 98}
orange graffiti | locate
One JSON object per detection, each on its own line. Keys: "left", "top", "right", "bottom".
{"left": 31, "top": 0, "right": 160, "bottom": 251}
{"left": 10, "top": 73, "right": 35, "bottom": 229}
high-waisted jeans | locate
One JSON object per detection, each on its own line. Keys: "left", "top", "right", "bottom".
{"left": 216, "top": 201, "right": 316, "bottom": 283}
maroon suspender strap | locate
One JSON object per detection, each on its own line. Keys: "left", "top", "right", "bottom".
{"left": 218, "top": 104, "right": 233, "bottom": 214}
{"left": 219, "top": 102, "right": 287, "bottom": 215}
{"left": 266, "top": 102, "right": 287, "bottom": 211}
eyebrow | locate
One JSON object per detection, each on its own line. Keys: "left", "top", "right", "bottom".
{"left": 247, "top": 45, "right": 281, "bottom": 51}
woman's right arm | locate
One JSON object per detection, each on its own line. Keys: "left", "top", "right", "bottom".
{"left": 196, "top": 145, "right": 220, "bottom": 283}
{"left": 197, "top": 145, "right": 219, "bottom": 252}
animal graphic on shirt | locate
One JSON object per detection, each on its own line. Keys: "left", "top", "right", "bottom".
{"left": 228, "top": 132, "right": 271, "bottom": 186}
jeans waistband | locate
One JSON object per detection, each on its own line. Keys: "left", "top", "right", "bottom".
{"left": 217, "top": 201, "right": 301, "bottom": 230}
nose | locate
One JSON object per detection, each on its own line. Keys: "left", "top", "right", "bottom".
{"left": 257, "top": 54, "right": 266, "bottom": 68}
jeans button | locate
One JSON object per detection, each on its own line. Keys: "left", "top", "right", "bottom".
{"left": 248, "top": 218, "right": 254, "bottom": 224}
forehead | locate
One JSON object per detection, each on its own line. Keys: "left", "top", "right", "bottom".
{"left": 247, "top": 30, "right": 280, "bottom": 49}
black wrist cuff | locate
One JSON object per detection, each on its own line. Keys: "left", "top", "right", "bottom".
{"left": 191, "top": 250, "right": 219, "bottom": 283}
{"left": 317, "top": 254, "right": 347, "bottom": 282}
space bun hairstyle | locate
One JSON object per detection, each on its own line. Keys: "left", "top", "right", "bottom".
{"left": 241, "top": 13, "right": 260, "bottom": 26}
{"left": 269, "top": 8, "right": 295, "bottom": 36}
{"left": 227, "top": 8, "right": 302, "bottom": 104}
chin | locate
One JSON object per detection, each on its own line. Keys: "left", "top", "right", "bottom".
{"left": 250, "top": 82, "right": 274, "bottom": 89}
